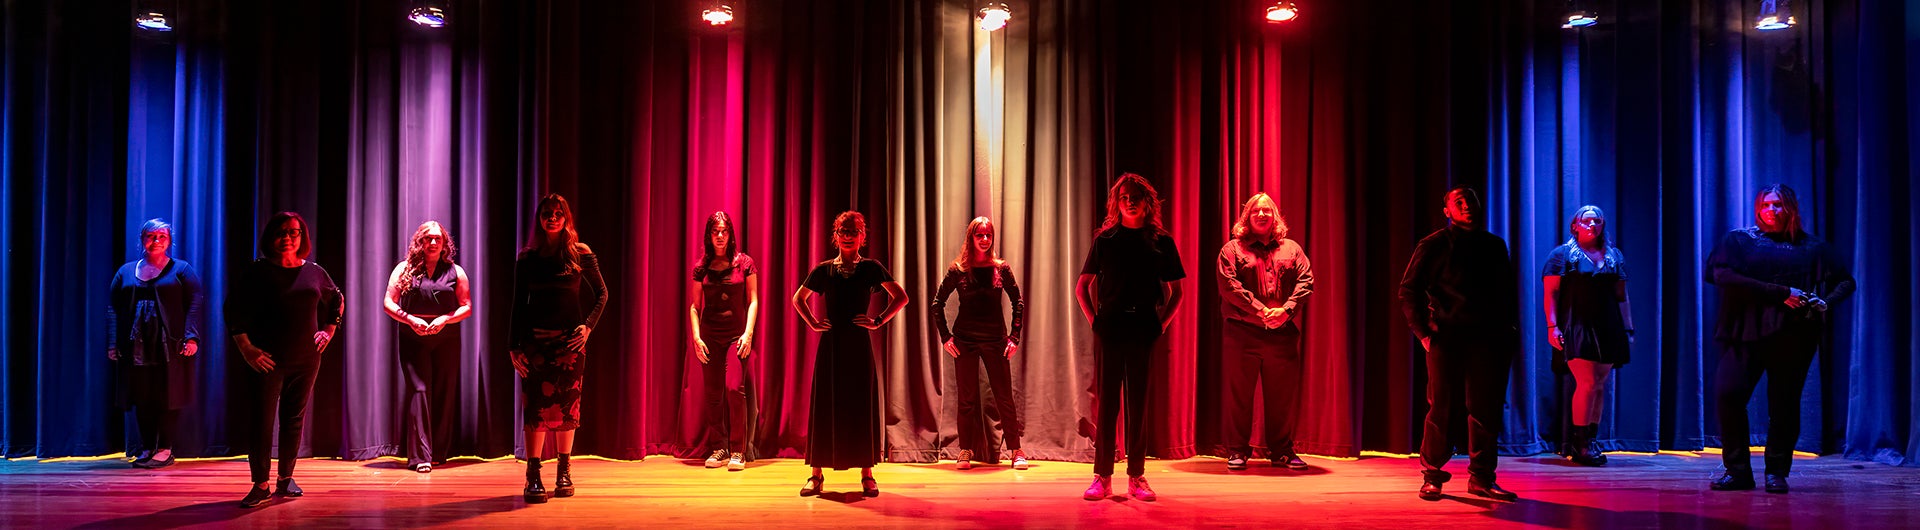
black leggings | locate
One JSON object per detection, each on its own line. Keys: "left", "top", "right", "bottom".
{"left": 241, "top": 360, "right": 321, "bottom": 484}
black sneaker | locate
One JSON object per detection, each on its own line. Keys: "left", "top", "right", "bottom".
{"left": 238, "top": 485, "right": 273, "bottom": 508}
{"left": 1764, "top": 474, "right": 1789, "bottom": 494}
{"left": 1710, "top": 472, "right": 1755, "bottom": 491}
{"left": 1226, "top": 454, "right": 1248, "bottom": 471}
{"left": 1275, "top": 453, "right": 1308, "bottom": 470}
{"left": 274, "top": 478, "right": 303, "bottom": 497}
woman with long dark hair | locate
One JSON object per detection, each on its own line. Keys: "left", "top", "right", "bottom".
{"left": 228, "top": 212, "right": 343, "bottom": 508}
{"left": 1542, "top": 205, "right": 1633, "bottom": 467}
{"left": 509, "top": 194, "right": 608, "bottom": 503}
{"left": 1074, "top": 173, "right": 1186, "bottom": 502}
{"left": 1706, "top": 184, "right": 1853, "bottom": 494}
{"left": 690, "top": 211, "right": 759, "bottom": 472}
{"left": 382, "top": 221, "right": 472, "bottom": 473}
{"left": 791, "top": 211, "right": 908, "bottom": 497}
{"left": 107, "top": 218, "right": 204, "bottom": 470}
{"left": 931, "top": 216, "right": 1027, "bottom": 471}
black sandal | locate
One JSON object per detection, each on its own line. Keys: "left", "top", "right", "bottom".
{"left": 800, "top": 476, "right": 824, "bottom": 497}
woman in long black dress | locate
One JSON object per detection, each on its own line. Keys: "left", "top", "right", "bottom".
{"left": 382, "top": 221, "right": 472, "bottom": 473}
{"left": 228, "top": 212, "right": 343, "bottom": 508}
{"left": 107, "top": 218, "right": 204, "bottom": 470}
{"left": 690, "top": 211, "right": 759, "bottom": 472}
{"left": 509, "top": 194, "right": 607, "bottom": 503}
{"left": 931, "top": 216, "right": 1027, "bottom": 471}
{"left": 791, "top": 211, "right": 908, "bottom": 497}
{"left": 1541, "top": 205, "right": 1634, "bottom": 467}
{"left": 1706, "top": 184, "right": 1852, "bottom": 494}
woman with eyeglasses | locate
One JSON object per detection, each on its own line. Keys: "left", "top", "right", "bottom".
{"left": 791, "top": 211, "right": 908, "bottom": 497}
{"left": 382, "top": 221, "right": 472, "bottom": 473}
{"left": 690, "top": 211, "right": 759, "bottom": 472}
{"left": 930, "top": 216, "right": 1027, "bottom": 471}
{"left": 227, "top": 212, "right": 344, "bottom": 508}
{"left": 509, "top": 194, "right": 608, "bottom": 503}
{"left": 1541, "top": 205, "right": 1633, "bottom": 467}
{"left": 107, "top": 218, "right": 204, "bottom": 470}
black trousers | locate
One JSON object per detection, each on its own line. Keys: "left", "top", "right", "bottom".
{"left": 701, "top": 334, "right": 754, "bottom": 456}
{"left": 241, "top": 359, "right": 321, "bottom": 484}
{"left": 1714, "top": 329, "right": 1818, "bottom": 476}
{"left": 1420, "top": 330, "right": 1514, "bottom": 484}
{"left": 398, "top": 326, "right": 460, "bottom": 467}
{"left": 955, "top": 338, "right": 1022, "bottom": 460}
{"left": 1094, "top": 311, "right": 1159, "bottom": 478}
{"left": 127, "top": 365, "right": 179, "bottom": 452}
{"left": 1221, "top": 320, "right": 1302, "bottom": 457}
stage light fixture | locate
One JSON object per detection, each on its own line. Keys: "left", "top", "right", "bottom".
{"left": 978, "top": 3, "right": 1012, "bottom": 32}
{"left": 703, "top": 4, "right": 735, "bottom": 26}
{"left": 1264, "top": 2, "right": 1299, "bottom": 23}
{"left": 134, "top": 11, "right": 173, "bottom": 31}
{"left": 408, "top": 0, "right": 447, "bottom": 28}
{"left": 1562, "top": 11, "right": 1598, "bottom": 28}
{"left": 1755, "top": 0, "right": 1795, "bottom": 30}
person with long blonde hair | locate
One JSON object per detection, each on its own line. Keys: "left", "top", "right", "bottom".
{"left": 931, "top": 217, "right": 1028, "bottom": 471}
{"left": 1215, "top": 193, "right": 1314, "bottom": 471}
{"left": 382, "top": 221, "right": 472, "bottom": 473}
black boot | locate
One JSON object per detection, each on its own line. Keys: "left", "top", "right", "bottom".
{"left": 1570, "top": 425, "right": 1603, "bottom": 467}
{"left": 1584, "top": 424, "right": 1609, "bottom": 466}
{"left": 524, "top": 458, "right": 548, "bottom": 503}
{"left": 554, "top": 454, "right": 575, "bottom": 498}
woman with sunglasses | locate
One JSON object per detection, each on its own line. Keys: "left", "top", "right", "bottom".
{"left": 509, "top": 194, "right": 608, "bottom": 503}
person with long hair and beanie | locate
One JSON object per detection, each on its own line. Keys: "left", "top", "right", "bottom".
{"left": 509, "top": 194, "right": 608, "bottom": 503}
{"left": 1399, "top": 186, "right": 1520, "bottom": 502}
{"left": 1216, "top": 193, "right": 1314, "bottom": 471}
{"left": 931, "top": 217, "right": 1028, "bottom": 471}
{"left": 107, "top": 218, "right": 204, "bottom": 470}
{"left": 1706, "top": 184, "right": 1853, "bottom": 494}
{"left": 229, "top": 212, "right": 344, "bottom": 508}
{"left": 1541, "top": 205, "right": 1634, "bottom": 467}
{"left": 382, "top": 221, "right": 472, "bottom": 473}
{"left": 791, "top": 211, "right": 908, "bottom": 497}
{"left": 1075, "top": 173, "right": 1185, "bottom": 502}
{"left": 690, "top": 211, "right": 760, "bottom": 472}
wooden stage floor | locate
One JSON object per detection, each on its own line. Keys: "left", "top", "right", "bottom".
{"left": 2, "top": 452, "right": 1915, "bottom": 529}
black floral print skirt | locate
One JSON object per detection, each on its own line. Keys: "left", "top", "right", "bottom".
{"left": 522, "top": 335, "right": 586, "bottom": 431}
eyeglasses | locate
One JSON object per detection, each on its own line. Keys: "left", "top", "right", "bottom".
{"left": 274, "top": 228, "right": 305, "bottom": 238}
{"left": 540, "top": 210, "right": 566, "bottom": 220}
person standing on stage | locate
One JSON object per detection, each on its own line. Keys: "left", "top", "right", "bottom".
{"left": 1706, "top": 184, "right": 1852, "bottom": 494}
{"left": 1075, "top": 173, "right": 1186, "bottom": 502}
{"left": 1541, "top": 205, "right": 1633, "bottom": 467}
{"left": 509, "top": 194, "right": 608, "bottom": 503}
{"left": 690, "top": 211, "right": 760, "bottom": 472}
{"left": 931, "top": 217, "right": 1028, "bottom": 471}
{"left": 382, "top": 221, "right": 472, "bottom": 474}
{"left": 229, "top": 212, "right": 344, "bottom": 508}
{"left": 1216, "top": 193, "right": 1314, "bottom": 471}
{"left": 108, "top": 218, "right": 204, "bottom": 470}
{"left": 793, "top": 211, "right": 908, "bottom": 498}
{"left": 1399, "top": 186, "right": 1520, "bottom": 502}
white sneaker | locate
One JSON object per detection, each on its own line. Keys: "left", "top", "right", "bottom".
{"left": 727, "top": 454, "right": 745, "bottom": 471}
{"left": 1011, "top": 449, "right": 1030, "bottom": 470}
{"left": 704, "top": 449, "right": 727, "bottom": 468}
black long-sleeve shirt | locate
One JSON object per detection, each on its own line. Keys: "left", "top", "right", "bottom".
{"left": 1399, "top": 224, "right": 1518, "bottom": 340}
{"left": 510, "top": 246, "right": 608, "bottom": 350}
{"left": 226, "top": 259, "right": 343, "bottom": 364}
{"left": 1704, "top": 227, "right": 1854, "bottom": 342}
{"left": 1217, "top": 237, "right": 1314, "bottom": 330}
{"left": 930, "top": 262, "right": 1025, "bottom": 344}
{"left": 108, "top": 258, "right": 205, "bottom": 361}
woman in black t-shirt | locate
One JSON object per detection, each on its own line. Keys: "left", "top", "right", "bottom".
{"left": 382, "top": 221, "right": 472, "bottom": 473}
{"left": 690, "top": 211, "right": 760, "bottom": 471}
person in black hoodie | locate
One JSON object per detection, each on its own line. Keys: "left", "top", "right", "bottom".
{"left": 1399, "top": 186, "right": 1519, "bottom": 502}
{"left": 1705, "top": 184, "right": 1853, "bottom": 494}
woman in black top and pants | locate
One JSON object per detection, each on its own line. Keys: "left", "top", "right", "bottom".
{"left": 382, "top": 221, "right": 472, "bottom": 473}
{"left": 1706, "top": 184, "right": 1853, "bottom": 494}
{"left": 107, "top": 218, "right": 204, "bottom": 469}
{"left": 931, "top": 217, "right": 1027, "bottom": 471}
{"left": 510, "top": 194, "right": 607, "bottom": 503}
{"left": 690, "top": 211, "right": 759, "bottom": 471}
{"left": 229, "top": 212, "right": 343, "bottom": 508}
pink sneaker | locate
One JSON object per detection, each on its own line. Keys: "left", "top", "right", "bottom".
{"left": 1128, "top": 476, "right": 1157, "bottom": 502}
{"left": 1083, "top": 476, "right": 1111, "bottom": 500}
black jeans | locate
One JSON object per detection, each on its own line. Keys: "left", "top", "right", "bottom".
{"left": 399, "top": 325, "right": 460, "bottom": 467}
{"left": 955, "top": 338, "right": 1022, "bottom": 460}
{"left": 1714, "top": 330, "right": 1818, "bottom": 476}
{"left": 1420, "top": 330, "right": 1514, "bottom": 484}
{"left": 1221, "top": 320, "right": 1302, "bottom": 458}
{"left": 701, "top": 334, "right": 753, "bottom": 456}
{"left": 1093, "top": 311, "right": 1159, "bottom": 478}
{"left": 241, "top": 359, "right": 321, "bottom": 484}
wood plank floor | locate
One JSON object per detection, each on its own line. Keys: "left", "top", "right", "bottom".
{"left": 2, "top": 452, "right": 1915, "bottom": 529}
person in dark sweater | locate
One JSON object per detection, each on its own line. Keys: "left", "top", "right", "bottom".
{"left": 509, "top": 194, "right": 607, "bottom": 503}
{"left": 1399, "top": 186, "right": 1519, "bottom": 502}
{"left": 931, "top": 216, "right": 1027, "bottom": 471}
{"left": 228, "top": 212, "right": 343, "bottom": 508}
{"left": 792, "top": 211, "right": 908, "bottom": 498}
{"left": 1075, "top": 173, "right": 1185, "bottom": 502}
{"left": 1541, "top": 205, "right": 1634, "bottom": 467}
{"left": 107, "top": 218, "right": 204, "bottom": 470}
{"left": 1705, "top": 184, "right": 1853, "bottom": 494}
{"left": 1216, "top": 193, "right": 1314, "bottom": 471}
{"left": 689, "top": 211, "right": 759, "bottom": 472}
{"left": 382, "top": 221, "right": 472, "bottom": 474}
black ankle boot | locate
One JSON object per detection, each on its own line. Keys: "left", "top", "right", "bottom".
{"left": 524, "top": 459, "right": 548, "bottom": 503}
{"left": 554, "top": 454, "right": 575, "bottom": 498}
{"left": 1570, "top": 425, "right": 1603, "bottom": 467}
{"left": 1584, "top": 424, "right": 1608, "bottom": 466}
